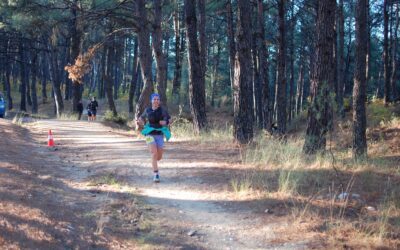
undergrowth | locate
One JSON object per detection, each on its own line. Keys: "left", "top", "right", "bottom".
{"left": 103, "top": 110, "right": 128, "bottom": 125}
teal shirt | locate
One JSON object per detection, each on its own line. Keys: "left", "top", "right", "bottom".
{"left": 141, "top": 124, "right": 171, "bottom": 141}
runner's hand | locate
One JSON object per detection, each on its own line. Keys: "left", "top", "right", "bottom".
{"left": 136, "top": 119, "right": 144, "bottom": 127}
{"left": 160, "top": 120, "right": 167, "bottom": 126}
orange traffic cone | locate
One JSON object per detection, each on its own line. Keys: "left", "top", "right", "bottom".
{"left": 48, "top": 129, "right": 55, "bottom": 147}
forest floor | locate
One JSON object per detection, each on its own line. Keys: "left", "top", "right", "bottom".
{"left": 0, "top": 118, "right": 313, "bottom": 249}
{"left": 0, "top": 101, "right": 399, "bottom": 249}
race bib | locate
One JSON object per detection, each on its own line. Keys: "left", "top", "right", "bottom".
{"left": 145, "top": 136, "right": 155, "bottom": 144}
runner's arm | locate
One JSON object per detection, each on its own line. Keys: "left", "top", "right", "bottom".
{"left": 160, "top": 108, "right": 171, "bottom": 126}
{"left": 136, "top": 109, "right": 147, "bottom": 126}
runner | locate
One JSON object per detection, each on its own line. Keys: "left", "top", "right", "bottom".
{"left": 77, "top": 100, "right": 83, "bottom": 120}
{"left": 86, "top": 99, "right": 92, "bottom": 122}
{"left": 87, "top": 97, "right": 99, "bottom": 122}
{"left": 136, "top": 93, "right": 171, "bottom": 183}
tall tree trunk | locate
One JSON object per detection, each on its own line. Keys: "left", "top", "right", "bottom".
{"left": 276, "top": 0, "right": 287, "bottom": 134}
{"left": 95, "top": 58, "right": 101, "bottom": 95}
{"left": 113, "top": 38, "right": 119, "bottom": 100}
{"left": 343, "top": 8, "right": 353, "bottom": 96}
{"left": 227, "top": 0, "right": 236, "bottom": 91}
{"left": 31, "top": 53, "right": 38, "bottom": 114}
{"left": 252, "top": 28, "right": 262, "bottom": 128}
{"left": 211, "top": 40, "right": 221, "bottom": 107}
{"left": 303, "top": 0, "right": 336, "bottom": 154}
{"left": 19, "top": 38, "right": 27, "bottom": 112}
{"left": 122, "top": 38, "right": 129, "bottom": 94}
{"left": 3, "top": 68, "right": 12, "bottom": 111}
{"left": 115, "top": 47, "right": 119, "bottom": 95}
{"left": 391, "top": 3, "right": 399, "bottom": 101}
{"left": 233, "top": 0, "right": 254, "bottom": 144}
{"left": 257, "top": 0, "right": 271, "bottom": 131}
{"left": 116, "top": 43, "right": 122, "bottom": 99}
{"left": 48, "top": 40, "right": 64, "bottom": 116}
{"left": 135, "top": 0, "right": 154, "bottom": 119}
{"left": 184, "top": 0, "right": 208, "bottom": 133}
{"left": 366, "top": 0, "right": 371, "bottom": 94}
{"left": 64, "top": 40, "right": 72, "bottom": 100}
{"left": 127, "top": 39, "right": 133, "bottom": 94}
{"left": 135, "top": 64, "right": 143, "bottom": 103}
{"left": 99, "top": 53, "right": 105, "bottom": 99}
{"left": 384, "top": 0, "right": 391, "bottom": 104}
{"left": 89, "top": 61, "right": 97, "bottom": 95}
{"left": 353, "top": 0, "right": 368, "bottom": 158}
{"left": 164, "top": 28, "right": 170, "bottom": 84}
{"left": 198, "top": 0, "right": 207, "bottom": 78}
{"left": 152, "top": 0, "right": 168, "bottom": 106}
{"left": 41, "top": 51, "right": 48, "bottom": 104}
{"left": 273, "top": 65, "right": 278, "bottom": 122}
{"left": 308, "top": 19, "right": 317, "bottom": 111}
{"left": 4, "top": 39, "right": 13, "bottom": 110}
{"left": 288, "top": 0, "right": 296, "bottom": 123}
{"left": 389, "top": 3, "right": 394, "bottom": 84}
{"left": 296, "top": 63, "right": 304, "bottom": 115}
{"left": 297, "top": 14, "right": 312, "bottom": 116}
{"left": 129, "top": 37, "right": 139, "bottom": 114}
{"left": 115, "top": 43, "right": 119, "bottom": 100}
{"left": 12, "top": 61, "right": 18, "bottom": 91}
{"left": 99, "top": 53, "right": 106, "bottom": 99}
{"left": 210, "top": 19, "right": 221, "bottom": 108}
{"left": 105, "top": 45, "right": 118, "bottom": 116}
{"left": 337, "top": 0, "right": 345, "bottom": 118}
{"left": 172, "top": 4, "right": 183, "bottom": 102}
{"left": 115, "top": 37, "right": 124, "bottom": 100}
{"left": 26, "top": 49, "right": 32, "bottom": 107}
{"left": 71, "top": 0, "right": 83, "bottom": 113}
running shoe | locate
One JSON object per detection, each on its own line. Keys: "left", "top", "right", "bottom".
{"left": 153, "top": 174, "right": 160, "bottom": 183}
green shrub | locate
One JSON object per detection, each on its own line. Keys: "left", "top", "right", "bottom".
{"left": 103, "top": 110, "right": 128, "bottom": 125}
{"left": 367, "top": 102, "right": 392, "bottom": 127}
{"left": 343, "top": 97, "right": 351, "bottom": 112}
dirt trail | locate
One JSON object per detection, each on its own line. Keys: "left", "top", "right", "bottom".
{"left": 1, "top": 119, "right": 308, "bottom": 249}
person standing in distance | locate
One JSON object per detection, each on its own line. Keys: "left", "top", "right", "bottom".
{"left": 86, "top": 99, "right": 92, "bottom": 122}
{"left": 87, "top": 97, "right": 98, "bottom": 122}
{"left": 77, "top": 100, "right": 83, "bottom": 120}
{"left": 90, "top": 97, "right": 99, "bottom": 121}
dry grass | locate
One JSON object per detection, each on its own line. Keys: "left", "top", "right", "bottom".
{"left": 175, "top": 101, "right": 400, "bottom": 249}
{"left": 58, "top": 112, "right": 79, "bottom": 120}
{"left": 88, "top": 172, "right": 123, "bottom": 188}
{"left": 171, "top": 117, "right": 233, "bottom": 145}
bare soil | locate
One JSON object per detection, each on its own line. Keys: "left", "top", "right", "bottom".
{"left": 0, "top": 119, "right": 312, "bottom": 249}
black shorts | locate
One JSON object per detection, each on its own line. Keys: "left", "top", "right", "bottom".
{"left": 88, "top": 110, "right": 96, "bottom": 116}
